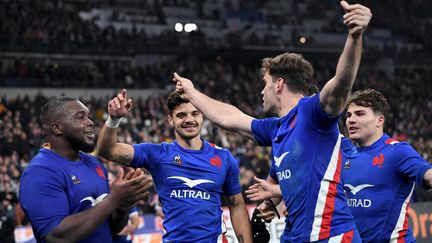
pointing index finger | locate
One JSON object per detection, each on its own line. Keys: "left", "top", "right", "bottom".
{"left": 122, "top": 89, "right": 127, "bottom": 100}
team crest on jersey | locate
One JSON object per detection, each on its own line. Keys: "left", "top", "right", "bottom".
{"left": 95, "top": 165, "right": 106, "bottom": 179}
{"left": 71, "top": 175, "right": 81, "bottom": 184}
{"left": 210, "top": 155, "right": 222, "bottom": 168}
{"left": 372, "top": 154, "right": 385, "bottom": 168}
{"left": 344, "top": 160, "right": 351, "bottom": 169}
{"left": 174, "top": 155, "right": 182, "bottom": 165}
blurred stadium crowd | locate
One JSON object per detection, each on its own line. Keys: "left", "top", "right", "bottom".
{"left": 0, "top": 0, "right": 431, "bottom": 241}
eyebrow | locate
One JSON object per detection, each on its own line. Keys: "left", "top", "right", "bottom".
{"left": 74, "top": 110, "right": 87, "bottom": 116}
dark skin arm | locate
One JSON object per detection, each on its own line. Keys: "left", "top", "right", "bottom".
{"left": 109, "top": 168, "right": 150, "bottom": 234}
{"left": 44, "top": 168, "right": 152, "bottom": 243}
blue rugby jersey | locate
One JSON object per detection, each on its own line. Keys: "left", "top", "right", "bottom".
{"left": 19, "top": 149, "right": 112, "bottom": 243}
{"left": 251, "top": 93, "right": 356, "bottom": 242}
{"left": 131, "top": 139, "right": 241, "bottom": 243}
{"left": 341, "top": 134, "right": 432, "bottom": 242}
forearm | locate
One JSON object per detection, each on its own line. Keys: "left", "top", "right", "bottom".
{"left": 187, "top": 89, "right": 254, "bottom": 136}
{"left": 97, "top": 124, "right": 133, "bottom": 165}
{"left": 267, "top": 177, "right": 282, "bottom": 204}
{"left": 97, "top": 124, "right": 120, "bottom": 159}
{"left": 45, "top": 196, "right": 117, "bottom": 243}
{"left": 321, "top": 34, "right": 363, "bottom": 115}
{"left": 108, "top": 208, "right": 129, "bottom": 234}
{"left": 229, "top": 201, "right": 252, "bottom": 243}
{"left": 269, "top": 184, "right": 282, "bottom": 199}
{"left": 334, "top": 34, "right": 362, "bottom": 93}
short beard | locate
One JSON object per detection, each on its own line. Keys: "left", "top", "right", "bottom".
{"left": 65, "top": 133, "right": 95, "bottom": 153}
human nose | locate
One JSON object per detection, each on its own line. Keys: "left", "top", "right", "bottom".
{"left": 347, "top": 115, "right": 356, "bottom": 124}
{"left": 185, "top": 114, "right": 194, "bottom": 122}
{"left": 87, "top": 118, "right": 94, "bottom": 127}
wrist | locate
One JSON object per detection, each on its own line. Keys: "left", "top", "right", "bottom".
{"left": 105, "top": 116, "right": 122, "bottom": 128}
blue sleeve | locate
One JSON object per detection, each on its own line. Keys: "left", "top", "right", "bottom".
{"left": 397, "top": 143, "right": 432, "bottom": 189}
{"left": 222, "top": 151, "right": 242, "bottom": 196}
{"left": 299, "top": 93, "right": 340, "bottom": 131}
{"left": 251, "top": 117, "right": 279, "bottom": 146}
{"left": 269, "top": 163, "right": 278, "bottom": 182}
{"left": 131, "top": 143, "right": 161, "bottom": 172}
{"left": 19, "top": 166, "right": 69, "bottom": 241}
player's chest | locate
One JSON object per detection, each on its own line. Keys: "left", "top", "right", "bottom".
{"left": 271, "top": 123, "right": 312, "bottom": 172}
{"left": 154, "top": 153, "right": 227, "bottom": 190}
{"left": 342, "top": 151, "right": 398, "bottom": 188}
{"left": 63, "top": 165, "right": 109, "bottom": 208}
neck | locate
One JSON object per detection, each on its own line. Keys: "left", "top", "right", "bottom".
{"left": 49, "top": 139, "right": 80, "bottom": 161}
{"left": 355, "top": 130, "right": 384, "bottom": 147}
{"left": 279, "top": 92, "right": 304, "bottom": 117}
{"left": 176, "top": 136, "right": 203, "bottom": 150}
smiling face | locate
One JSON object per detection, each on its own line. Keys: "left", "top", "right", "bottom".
{"left": 346, "top": 103, "right": 384, "bottom": 147}
{"left": 168, "top": 102, "right": 203, "bottom": 141}
{"left": 60, "top": 101, "right": 95, "bottom": 152}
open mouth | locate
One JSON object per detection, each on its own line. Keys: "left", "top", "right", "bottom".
{"left": 348, "top": 127, "right": 359, "bottom": 134}
{"left": 84, "top": 132, "right": 95, "bottom": 140}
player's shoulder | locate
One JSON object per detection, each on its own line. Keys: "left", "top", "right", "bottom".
{"left": 134, "top": 142, "right": 165, "bottom": 153}
{"left": 381, "top": 136, "right": 411, "bottom": 149}
{"left": 382, "top": 137, "right": 401, "bottom": 146}
{"left": 22, "top": 150, "right": 62, "bottom": 180}
{"left": 298, "top": 92, "right": 319, "bottom": 107}
{"left": 380, "top": 136, "right": 418, "bottom": 156}
{"left": 26, "top": 149, "right": 59, "bottom": 169}
{"left": 80, "top": 152, "right": 106, "bottom": 168}
{"left": 253, "top": 116, "right": 280, "bottom": 125}
{"left": 207, "top": 141, "right": 231, "bottom": 154}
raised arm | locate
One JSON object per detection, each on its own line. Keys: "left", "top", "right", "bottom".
{"left": 97, "top": 89, "right": 135, "bottom": 165}
{"left": 320, "top": 1, "right": 372, "bottom": 116}
{"left": 225, "top": 193, "right": 253, "bottom": 243}
{"left": 173, "top": 73, "right": 255, "bottom": 140}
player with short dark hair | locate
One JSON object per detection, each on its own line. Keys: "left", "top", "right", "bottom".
{"left": 19, "top": 97, "right": 152, "bottom": 243}
{"left": 173, "top": 2, "right": 372, "bottom": 241}
{"left": 246, "top": 89, "right": 432, "bottom": 242}
{"left": 341, "top": 89, "right": 432, "bottom": 242}
{"left": 97, "top": 90, "right": 252, "bottom": 243}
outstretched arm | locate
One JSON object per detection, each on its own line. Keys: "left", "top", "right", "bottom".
{"left": 97, "top": 89, "right": 135, "bottom": 165}
{"left": 173, "top": 73, "right": 255, "bottom": 140}
{"left": 246, "top": 176, "right": 282, "bottom": 222}
{"left": 246, "top": 176, "right": 282, "bottom": 201}
{"left": 320, "top": 1, "right": 372, "bottom": 116}
{"left": 225, "top": 193, "right": 253, "bottom": 243}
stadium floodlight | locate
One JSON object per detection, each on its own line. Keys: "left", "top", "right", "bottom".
{"left": 184, "top": 23, "right": 198, "bottom": 33}
{"left": 175, "top": 23, "right": 183, "bottom": 32}
{"left": 299, "top": 36, "right": 307, "bottom": 44}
